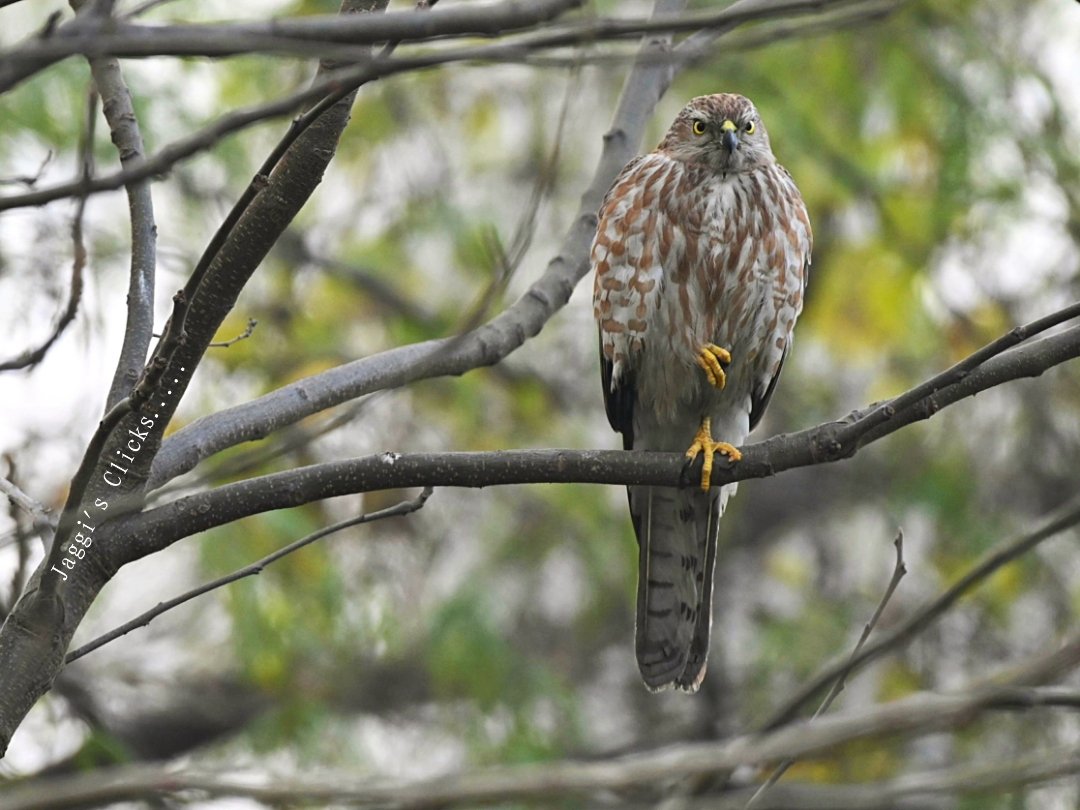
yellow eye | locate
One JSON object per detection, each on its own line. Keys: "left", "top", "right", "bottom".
{"left": 744, "top": 120, "right": 756, "bottom": 134}
{"left": 691, "top": 120, "right": 706, "bottom": 136}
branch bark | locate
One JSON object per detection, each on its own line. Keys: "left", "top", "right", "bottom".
{"left": 0, "top": 0, "right": 583, "bottom": 93}
{"left": 0, "top": 0, "right": 881, "bottom": 82}
{"left": 0, "top": 0, "right": 390, "bottom": 758}
{"left": 121, "top": 322, "right": 1080, "bottom": 563}
{"left": 759, "top": 490, "right": 1080, "bottom": 732}
{"left": 0, "top": 0, "right": 700, "bottom": 757}
{"left": 74, "top": 21, "right": 158, "bottom": 410}
{"left": 0, "top": 0, "right": 872, "bottom": 213}
{"left": 6, "top": 684, "right": 1080, "bottom": 810}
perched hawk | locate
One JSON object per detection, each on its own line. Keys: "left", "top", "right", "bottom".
{"left": 592, "top": 94, "right": 812, "bottom": 692}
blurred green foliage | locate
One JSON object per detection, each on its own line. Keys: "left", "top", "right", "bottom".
{"left": 2, "top": 0, "right": 1079, "bottom": 801}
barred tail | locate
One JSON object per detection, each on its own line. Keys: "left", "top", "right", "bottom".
{"left": 628, "top": 484, "right": 727, "bottom": 692}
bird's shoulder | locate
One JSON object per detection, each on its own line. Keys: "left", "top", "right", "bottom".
{"left": 599, "top": 151, "right": 700, "bottom": 215}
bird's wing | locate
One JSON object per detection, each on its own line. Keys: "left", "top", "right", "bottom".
{"left": 749, "top": 177, "right": 813, "bottom": 432}
{"left": 593, "top": 153, "right": 676, "bottom": 448}
{"left": 749, "top": 345, "right": 786, "bottom": 433}
{"left": 599, "top": 337, "right": 635, "bottom": 449}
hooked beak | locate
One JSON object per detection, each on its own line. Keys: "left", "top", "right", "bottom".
{"left": 720, "top": 119, "right": 739, "bottom": 152}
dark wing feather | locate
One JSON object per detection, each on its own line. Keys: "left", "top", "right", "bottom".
{"left": 749, "top": 345, "right": 786, "bottom": 433}
{"left": 599, "top": 332, "right": 635, "bottom": 451}
{"left": 750, "top": 252, "right": 809, "bottom": 432}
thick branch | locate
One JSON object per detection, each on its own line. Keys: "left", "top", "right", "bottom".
{"left": 123, "top": 325, "right": 1080, "bottom": 559}
{"left": 0, "top": 0, "right": 877, "bottom": 77}
{"left": 80, "top": 41, "right": 157, "bottom": 410}
{"left": 0, "top": 0, "right": 390, "bottom": 760}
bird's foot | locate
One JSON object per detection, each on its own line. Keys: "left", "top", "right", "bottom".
{"left": 684, "top": 417, "right": 742, "bottom": 492}
{"left": 695, "top": 344, "right": 732, "bottom": 390}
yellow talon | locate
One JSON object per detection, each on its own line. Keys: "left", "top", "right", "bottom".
{"left": 695, "top": 344, "right": 732, "bottom": 391}
{"left": 684, "top": 417, "right": 742, "bottom": 492}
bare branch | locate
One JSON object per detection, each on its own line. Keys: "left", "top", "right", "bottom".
{"left": 0, "top": 0, "right": 874, "bottom": 213}
{"left": 0, "top": 0, "right": 583, "bottom": 95}
{"left": 0, "top": 150, "right": 53, "bottom": 187}
{"left": 0, "top": 458, "right": 50, "bottom": 607}
{"left": 0, "top": 93, "right": 93, "bottom": 373}
{"left": 65, "top": 488, "right": 432, "bottom": 663}
{"left": 70, "top": 0, "right": 160, "bottom": 410}
{"left": 747, "top": 531, "right": 907, "bottom": 807}
{"left": 6, "top": 683, "right": 1080, "bottom": 810}
{"left": 0, "top": 63, "right": 364, "bottom": 213}
{"left": 206, "top": 318, "right": 257, "bottom": 348}
{"left": 828, "top": 301, "right": 1080, "bottom": 460}
{"left": 761, "top": 492, "right": 1080, "bottom": 732}
{"left": 0, "top": 0, "right": 881, "bottom": 71}
{"left": 120, "top": 322, "right": 1080, "bottom": 561}
{"left": 0, "top": 477, "right": 49, "bottom": 529}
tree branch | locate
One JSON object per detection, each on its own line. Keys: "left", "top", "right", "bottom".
{"left": 0, "top": 0, "right": 392, "bottom": 760}
{"left": 145, "top": 0, "right": 701, "bottom": 489}
{"left": 759, "top": 490, "right": 1080, "bottom": 732}
{"left": 0, "top": 0, "right": 582, "bottom": 91}
{"left": 122, "top": 322, "right": 1080, "bottom": 562}
{"left": 0, "top": 91, "right": 92, "bottom": 372}
{"left": 0, "top": 0, "right": 882, "bottom": 74}
{"left": 0, "top": 477, "right": 50, "bottom": 532}
{"left": 747, "top": 531, "right": 907, "bottom": 806}
{"left": 6, "top": 684, "right": 1080, "bottom": 810}
{"left": 0, "top": 0, "right": 870, "bottom": 213}
{"left": 65, "top": 488, "right": 432, "bottom": 663}
{"left": 68, "top": 0, "right": 159, "bottom": 410}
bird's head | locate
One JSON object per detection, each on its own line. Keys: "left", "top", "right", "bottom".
{"left": 659, "top": 93, "right": 774, "bottom": 173}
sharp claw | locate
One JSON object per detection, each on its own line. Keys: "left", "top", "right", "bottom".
{"left": 695, "top": 344, "right": 732, "bottom": 391}
{"left": 678, "top": 455, "right": 698, "bottom": 488}
{"left": 684, "top": 417, "right": 742, "bottom": 492}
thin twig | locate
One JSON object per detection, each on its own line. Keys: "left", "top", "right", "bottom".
{"left": 0, "top": 475, "right": 50, "bottom": 528}
{"left": 760, "top": 495, "right": 1080, "bottom": 732}
{"left": 452, "top": 60, "right": 575, "bottom": 336}
{"left": 65, "top": 488, "right": 433, "bottom": 662}
{"left": 0, "top": 150, "right": 53, "bottom": 187}
{"left": 747, "top": 531, "right": 907, "bottom": 807}
{"left": 121, "top": 0, "right": 184, "bottom": 18}
{"left": 0, "top": 0, "right": 869, "bottom": 213}
{"left": 207, "top": 318, "right": 257, "bottom": 348}
{"left": 7, "top": 685, "right": 1080, "bottom": 810}
{"left": 0, "top": 93, "right": 93, "bottom": 373}
{"left": 1, "top": 458, "right": 39, "bottom": 610}
{"left": 522, "top": 0, "right": 902, "bottom": 68}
